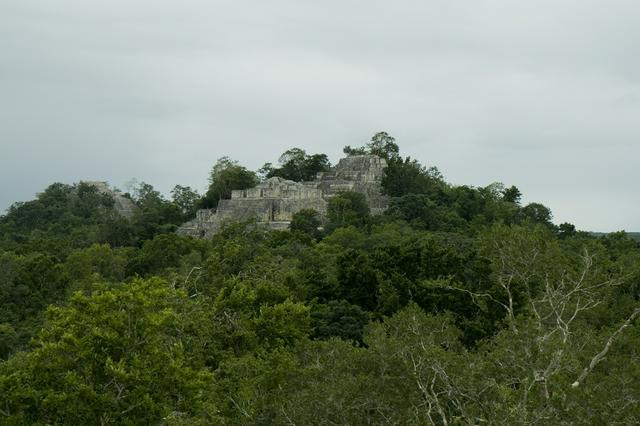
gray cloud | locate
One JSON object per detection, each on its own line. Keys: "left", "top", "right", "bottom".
{"left": 1, "top": 0, "right": 639, "bottom": 231}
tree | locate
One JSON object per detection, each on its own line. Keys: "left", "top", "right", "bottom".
{"left": 0, "top": 182, "right": 117, "bottom": 249}
{"left": 126, "top": 182, "right": 183, "bottom": 243}
{"left": 367, "top": 131, "right": 400, "bottom": 160}
{"left": 260, "top": 148, "right": 331, "bottom": 182}
{"left": 63, "top": 243, "right": 128, "bottom": 284}
{"left": 386, "top": 194, "right": 465, "bottom": 231}
{"left": 73, "top": 182, "right": 115, "bottom": 218}
{"left": 0, "top": 278, "right": 216, "bottom": 424}
{"left": 336, "top": 249, "right": 380, "bottom": 311}
{"left": 557, "top": 222, "right": 577, "bottom": 238}
{"left": 343, "top": 131, "right": 400, "bottom": 161}
{"left": 131, "top": 181, "right": 163, "bottom": 206}
{"left": 502, "top": 185, "right": 522, "bottom": 204}
{"left": 342, "top": 145, "right": 368, "bottom": 156}
{"left": 519, "top": 202, "right": 553, "bottom": 227}
{"left": 273, "top": 306, "right": 470, "bottom": 424}
{"left": 0, "top": 323, "right": 18, "bottom": 359}
{"left": 171, "top": 185, "right": 200, "bottom": 220}
{"left": 200, "top": 157, "right": 258, "bottom": 209}
{"left": 382, "top": 157, "right": 446, "bottom": 198}
{"left": 326, "top": 191, "right": 370, "bottom": 231}
{"left": 310, "top": 300, "right": 369, "bottom": 343}
{"left": 289, "top": 209, "right": 322, "bottom": 239}
{"left": 127, "top": 233, "right": 198, "bottom": 276}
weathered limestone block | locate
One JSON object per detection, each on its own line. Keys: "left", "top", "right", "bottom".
{"left": 177, "top": 209, "right": 217, "bottom": 238}
{"left": 318, "top": 155, "right": 389, "bottom": 214}
{"left": 333, "top": 155, "right": 387, "bottom": 183}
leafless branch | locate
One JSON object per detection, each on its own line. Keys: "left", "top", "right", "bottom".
{"left": 572, "top": 307, "right": 640, "bottom": 388}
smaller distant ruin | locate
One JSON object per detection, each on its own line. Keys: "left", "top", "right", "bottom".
{"left": 177, "top": 154, "right": 389, "bottom": 238}
{"left": 82, "top": 181, "right": 138, "bottom": 219}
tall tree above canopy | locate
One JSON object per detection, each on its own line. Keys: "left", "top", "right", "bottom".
{"left": 200, "top": 157, "right": 259, "bottom": 209}
{"left": 343, "top": 132, "right": 445, "bottom": 199}
{"left": 343, "top": 131, "right": 400, "bottom": 161}
{"left": 170, "top": 185, "right": 200, "bottom": 220}
{"left": 259, "top": 148, "right": 331, "bottom": 182}
{"left": 368, "top": 131, "right": 400, "bottom": 160}
{"left": 502, "top": 185, "right": 522, "bottom": 204}
{"left": 518, "top": 202, "right": 554, "bottom": 227}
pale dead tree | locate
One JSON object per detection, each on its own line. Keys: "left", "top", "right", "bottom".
{"left": 409, "top": 353, "right": 449, "bottom": 426}
{"left": 403, "top": 319, "right": 484, "bottom": 426}
{"left": 442, "top": 244, "right": 627, "bottom": 419}
{"left": 169, "top": 266, "right": 205, "bottom": 296}
{"left": 439, "top": 282, "right": 513, "bottom": 329}
{"left": 279, "top": 407, "right": 297, "bottom": 426}
{"left": 493, "top": 244, "right": 540, "bottom": 334}
{"left": 572, "top": 307, "right": 640, "bottom": 388}
{"left": 382, "top": 309, "right": 479, "bottom": 425}
{"left": 509, "top": 249, "right": 625, "bottom": 406}
{"left": 440, "top": 230, "right": 543, "bottom": 334}
{"left": 508, "top": 248, "right": 625, "bottom": 414}
{"left": 533, "top": 250, "right": 619, "bottom": 345}
{"left": 446, "top": 247, "right": 618, "bottom": 343}
{"left": 409, "top": 354, "right": 485, "bottom": 426}
{"left": 183, "top": 266, "right": 203, "bottom": 297}
{"left": 227, "top": 396, "right": 252, "bottom": 420}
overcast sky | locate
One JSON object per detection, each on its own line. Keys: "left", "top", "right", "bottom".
{"left": 1, "top": 1, "right": 639, "bottom": 232}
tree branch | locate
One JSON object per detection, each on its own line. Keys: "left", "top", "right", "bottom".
{"left": 572, "top": 307, "right": 640, "bottom": 388}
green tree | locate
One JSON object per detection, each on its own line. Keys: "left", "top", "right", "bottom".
{"left": 170, "top": 185, "right": 200, "bottom": 220}
{"left": 289, "top": 209, "right": 322, "bottom": 239}
{"left": 386, "top": 193, "right": 465, "bottom": 231}
{"left": 366, "top": 131, "right": 400, "bottom": 160}
{"left": 310, "top": 300, "right": 369, "bottom": 343}
{"left": 126, "top": 182, "right": 183, "bottom": 243}
{"left": 260, "top": 148, "right": 331, "bottom": 182}
{"left": 200, "top": 157, "right": 258, "bottom": 209}
{"left": 502, "top": 185, "right": 522, "bottom": 204}
{"left": 382, "top": 157, "right": 446, "bottom": 198}
{"left": 274, "top": 306, "right": 470, "bottom": 424}
{"left": 130, "top": 181, "right": 162, "bottom": 206}
{"left": 343, "top": 131, "right": 400, "bottom": 160}
{"left": 0, "top": 323, "right": 18, "bottom": 359}
{"left": 336, "top": 249, "right": 380, "bottom": 310}
{"left": 557, "top": 222, "right": 577, "bottom": 238}
{"left": 63, "top": 243, "right": 128, "bottom": 284}
{"left": 0, "top": 278, "right": 216, "bottom": 425}
{"left": 519, "top": 202, "right": 554, "bottom": 227}
{"left": 73, "top": 182, "right": 115, "bottom": 218}
{"left": 127, "top": 233, "right": 199, "bottom": 276}
{"left": 326, "top": 191, "right": 370, "bottom": 231}
{"left": 0, "top": 182, "right": 117, "bottom": 250}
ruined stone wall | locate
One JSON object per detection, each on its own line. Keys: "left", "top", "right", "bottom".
{"left": 318, "top": 155, "right": 388, "bottom": 214}
{"left": 231, "top": 178, "right": 323, "bottom": 200}
{"left": 177, "top": 154, "right": 388, "bottom": 238}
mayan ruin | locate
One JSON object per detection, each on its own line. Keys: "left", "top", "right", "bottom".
{"left": 177, "top": 154, "right": 388, "bottom": 238}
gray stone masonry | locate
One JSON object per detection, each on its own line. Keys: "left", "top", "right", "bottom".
{"left": 177, "top": 154, "right": 388, "bottom": 238}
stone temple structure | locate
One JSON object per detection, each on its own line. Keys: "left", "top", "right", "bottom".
{"left": 177, "top": 154, "right": 388, "bottom": 238}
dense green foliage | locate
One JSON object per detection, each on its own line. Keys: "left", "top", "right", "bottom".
{"left": 1, "top": 134, "right": 640, "bottom": 424}
{"left": 199, "top": 157, "right": 259, "bottom": 209}
{"left": 259, "top": 148, "right": 331, "bottom": 182}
